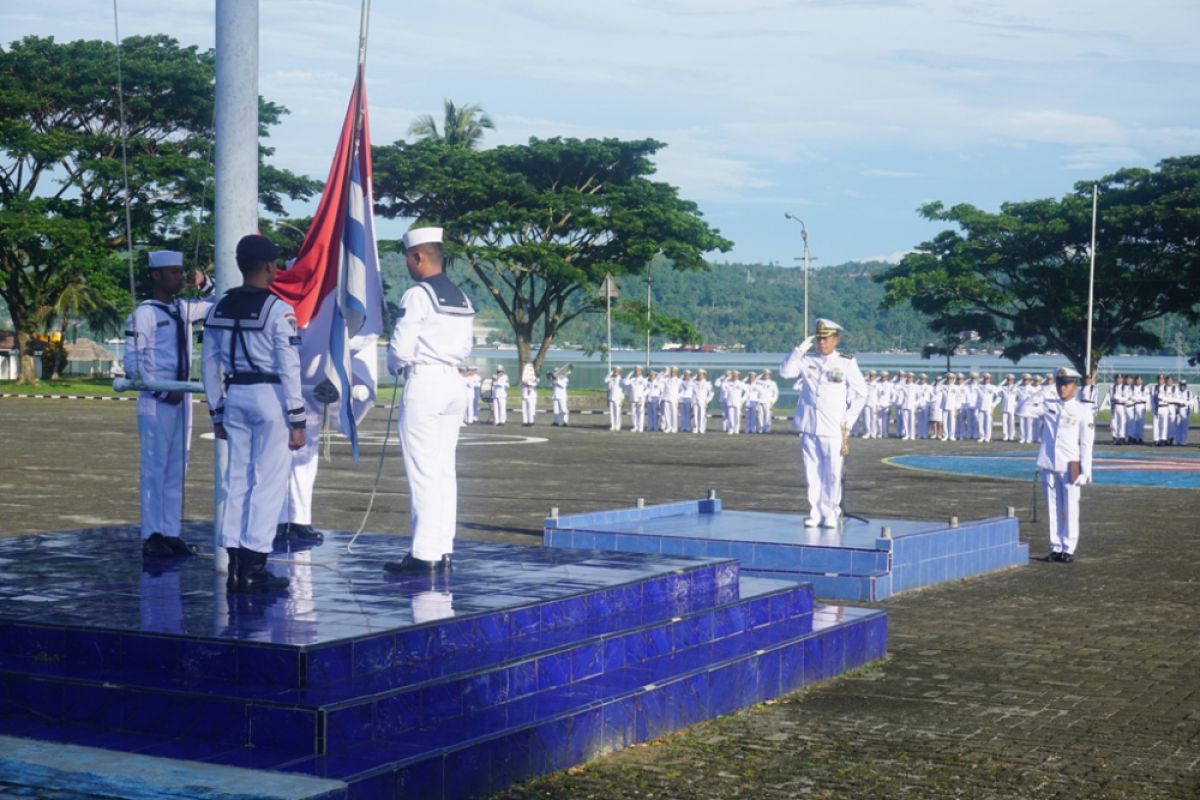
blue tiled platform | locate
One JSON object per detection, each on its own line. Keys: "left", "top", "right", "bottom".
{"left": 545, "top": 499, "right": 1028, "bottom": 601}
{"left": 0, "top": 525, "right": 886, "bottom": 800}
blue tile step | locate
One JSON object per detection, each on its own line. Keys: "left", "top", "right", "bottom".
{"left": 547, "top": 499, "right": 1028, "bottom": 601}
{"left": 0, "top": 577, "right": 814, "bottom": 757}
{"left": 271, "top": 604, "right": 888, "bottom": 799}
{"left": 0, "top": 553, "right": 740, "bottom": 693}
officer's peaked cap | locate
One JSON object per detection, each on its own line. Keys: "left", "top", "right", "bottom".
{"left": 1055, "top": 367, "right": 1081, "bottom": 382}
{"left": 814, "top": 318, "right": 843, "bottom": 338}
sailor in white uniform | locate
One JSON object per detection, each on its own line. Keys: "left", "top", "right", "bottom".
{"left": 551, "top": 369, "right": 570, "bottom": 426}
{"left": 605, "top": 366, "right": 625, "bottom": 431}
{"left": 692, "top": 369, "right": 713, "bottom": 433}
{"left": 1037, "top": 367, "right": 1094, "bottom": 563}
{"left": 999, "top": 374, "right": 1018, "bottom": 441}
{"left": 385, "top": 227, "right": 475, "bottom": 573}
{"left": 462, "top": 367, "right": 482, "bottom": 424}
{"left": 202, "top": 235, "right": 304, "bottom": 592}
{"left": 490, "top": 366, "right": 509, "bottom": 425}
{"left": 779, "top": 318, "right": 867, "bottom": 528}
{"left": 124, "top": 249, "right": 214, "bottom": 558}
{"left": 1173, "top": 380, "right": 1194, "bottom": 445}
{"left": 519, "top": 363, "right": 538, "bottom": 426}
{"left": 759, "top": 370, "right": 779, "bottom": 432}
{"left": 624, "top": 366, "right": 648, "bottom": 432}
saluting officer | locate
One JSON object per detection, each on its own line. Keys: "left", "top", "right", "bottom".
{"left": 385, "top": 227, "right": 476, "bottom": 574}
{"left": 1037, "top": 367, "right": 1095, "bottom": 563}
{"left": 202, "top": 235, "right": 304, "bottom": 593}
{"left": 125, "top": 250, "right": 214, "bottom": 559}
{"left": 779, "top": 318, "right": 867, "bottom": 528}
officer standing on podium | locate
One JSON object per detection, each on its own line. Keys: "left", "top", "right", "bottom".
{"left": 202, "top": 234, "right": 305, "bottom": 593}
{"left": 779, "top": 318, "right": 867, "bottom": 528}
{"left": 386, "top": 227, "right": 475, "bottom": 574}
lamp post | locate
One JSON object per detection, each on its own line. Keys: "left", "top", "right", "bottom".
{"left": 645, "top": 267, "right": 652, "bottom": 370}
{"left": 784, "top": 212, "right": 810, "bottom": 334}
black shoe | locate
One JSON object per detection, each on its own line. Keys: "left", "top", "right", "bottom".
{"left": 274, "top": 523, "right": 291, "bottom": 545}
{"left": 286, "top": 523, "right": 324, "bottom": 544}
{"left": 163, "top": 536, "right": 199, "bottom": 556}
{"left": 1040, "top": 552, "right": 1063, "bottom": 562}
{"left": 1059, "top": 552, "right": 1075, "bottom": 563}
{"left": 384, "top": 553, "right": 451, "bottom": 574}
{"left": 225, "top": 547, "right": 240, "bottom": 592}
{"left": 235, "top": 548, "right": 290, "bottom": 594}
{"left": 142, "top": 533, "right": 176, "bottom": 558}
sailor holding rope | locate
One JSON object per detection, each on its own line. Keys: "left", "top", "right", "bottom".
{"left": 385, "top": 227, "right": 475, "bottom": 574}
{"left": 124, "top": 249, "right": 213, "bottom": 559}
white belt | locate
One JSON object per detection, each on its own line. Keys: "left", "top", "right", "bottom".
{"left": 406, "top": 363, "right": 459, "bottom": 376}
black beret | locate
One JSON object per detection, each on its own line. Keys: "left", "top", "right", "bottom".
{"left": 235, "top": 234, "right": 280, "bottom": 263}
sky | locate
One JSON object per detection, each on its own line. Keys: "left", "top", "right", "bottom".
{"left": 4, "top": 0, "right": 1199, "bottom": 267}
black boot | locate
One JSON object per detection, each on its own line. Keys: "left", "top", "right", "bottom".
{"left": 225, "top": 548, "right": 240, "bottom": 592}
{"left": 384, "top": 552, "right": 451, "bottom": 574}
{"left": 236, "top": 548, "right": 289, "bottom": 594}
{"left": 287, "top": 523, "right": 324, "bottom": 544}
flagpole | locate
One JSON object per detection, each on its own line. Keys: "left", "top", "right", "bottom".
{"left": 1085, "top": 183, "right": 1098, "bottom": 374}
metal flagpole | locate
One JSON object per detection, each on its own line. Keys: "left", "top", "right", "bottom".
{"left": 1085, "top": 184, "right": 1098, "bottom": 374}
{"left": 213, "top": 0, "right": 261, "bottom": 572}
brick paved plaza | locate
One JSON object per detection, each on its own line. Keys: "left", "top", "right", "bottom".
{"left": 1, "top": 396, "right": 1197, "bottom": 799}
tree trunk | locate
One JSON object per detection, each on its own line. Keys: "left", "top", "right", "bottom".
{"left": 12, "top": 310, "right": 39, "bottom": 385}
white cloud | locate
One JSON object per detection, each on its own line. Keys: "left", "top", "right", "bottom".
{"left": 862, "top": 168, "right": 923, "bottom": 178}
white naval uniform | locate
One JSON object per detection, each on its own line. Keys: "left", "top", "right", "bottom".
{"left": 387, "top": 275, "right": 475, "bottom": 562}
{"left": 202, "top": 287, "right": 305, "bottom": 555}
{"left": 520, "top": 368, "right": 538, "bottom": 425}
{"left": 552, "top": 375, "right": 570, "bottom": 425}
{"left": 999, "top": 382, "right": 1018, "bottom": 441}
{"left": 491, "top": 372, "right": 509, "bottom": 424}
{"left": 661, "top": 374, "right": 681, "bottom": 433}
{"left": 1173, "top": 388, "right": 1194, "bottom": 444}
{"left": 1037, "top": 395, "right": 1094, "bottom": 556}
{"left": 760, "top": 378, "right": 779, "bottom": 432}
{"left": 605, "top": 374, "right": 625, "bottom": 431}
{"left": 463, "top": 372, "right": 482, "bottom": 424}
{"left": 1152, "top": 385, "right": 1171, "bottom": 443}
{"left": 692, "top": 378, "right": 712, "bottom": 433}
{"left": 679, "top": 378, "right": 694, "bottom": 432}
{"left": 780, "top": 346, "right": 867, "bottom": 526}
{"left": 124, "top": 291, "right": 214, "bottom": 539}
{"left": 624, "top": 373, "right": 648, "bottom": 431}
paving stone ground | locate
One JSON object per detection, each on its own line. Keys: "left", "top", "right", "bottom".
{"left": 1, "top": 396, "right": 1197, "bottom": 800}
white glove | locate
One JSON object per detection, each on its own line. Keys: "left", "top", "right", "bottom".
{"left": 797, "top": 335, "right": 815, "bottom": 356}
{"left": 1072, "top": 471, "right": 1091, "bottom": 487}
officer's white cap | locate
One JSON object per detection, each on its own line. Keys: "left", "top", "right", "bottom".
{"left": 970, "top": 371, "right": 979, "bottom": 378}
{"left": 1022, "top": 373, "right": 1031, "bottom": 378}
{"left": 1007, "top": 374, "right": 1015, "bottom": 379}
{"left": 496, "top": 365, "right": 505, "bottom": 371}
{"left": 403, "top": 227, "right": 443, "bottom": 249}
{"left": 148, "top": 250, "right": 183, "bottom": 269}
{"left": 814, "top": 318, "right": 843, "bottom": 338}
{"left": 920, "top": 373, "right": 927, "bottom": 378}
{"left": 698, "top": 368, "right": 706, "bottom": 374}
{"left": 880, "top": 370, "right": 889, "bottom": 376}
{"left": 1055, "top": 367, "right": 1082, "bottom": 381}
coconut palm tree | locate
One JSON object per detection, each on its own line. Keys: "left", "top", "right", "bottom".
{"left": 408, "top": 99, "right": 495, "bottom": 150}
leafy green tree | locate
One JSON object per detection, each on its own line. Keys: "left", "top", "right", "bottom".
{"left": 372, "top": 137, "right": 732, "bottom": 374}
{"left": 408, "top": 99, "right": 495, "bottom": 150}
{"left": 0, "top": 34, "right": 319, "bottom": 383}
{"left": 877, "top": 156, "right": 1200, "bottom": 375}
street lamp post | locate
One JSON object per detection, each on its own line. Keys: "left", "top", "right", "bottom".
{"left": 645, "top": 268, "right": 652, "bottom": 370}
{"left": 784, "top": 212, "right": 810, "bottom": 334}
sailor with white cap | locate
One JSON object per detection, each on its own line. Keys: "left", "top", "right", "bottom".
{"left": 124, "top": 249, "right": 214, "bottom": 559}
{"left": 998, "top": 374, "right": 1018, "bottom": 441}
{"left": 490, "top": 365, "right": 509, "bottom": 424}
{"left": 624, "top": 365, "right": 648, "bottom": 431}
{"left": 1037, "top": 367, "right": 1094, "bottom": 562}
{"left": 779, "top": 318, "right": 867, "bottom": 528}
{"left": 384, "top": 226, "right": 476, "bottom": 574}
{"left": 202, "top": 234, "right": 303, "bottom": 592}
{"left": 692, "top": 368, "right": 713, "bottom": 433}
{"left": 605, "top": 366, "right": 625, "bottom": 431}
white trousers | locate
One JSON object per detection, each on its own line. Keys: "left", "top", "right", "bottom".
{"left": 1153, "top": 409, "right": 1171, "bottom": 442}
{"left": 464, "top": 393, "right": 478, "bottom": 424}
{"left": 977, "top": 409, "right": 992, "bottom": 441}
{"left": 758, "top": 402, "right": 771, "bottom": 433}
{"left": 281, "top": 406, "right": 323, "bottom": 526}
{"left": 943, "top": 411, "right": 958, "bottom": 441}
{"left": 492, "top": 393, "right": 507, "bottom": 425}
{"left": 725, "top": 404, "right": 742, "bottom": 434}
{"left": 1002, "top": 412, "right": 1015, "bottom": 441}
{"left": 137, "top": 401, "right": 191, "bottom": 538}
{"left": 609, "top": 400, "right": 623, "bottom": 431}
{"left": 1043, "top": 469, "right": 1081, "bottom": 555}
{"left": 901, "top": 409, "right": 915, "bottom": 440}
{"left": 553, "top": 396, "right": 569, "bottom": 425}
{"left": 876, "top": 408, "right": 890, "bottom": 438}
{"left": 521, "top": 389, "right": 537, "bottom": 424}
{"left": 661, "top": 400, "right": 678, "bottom": 433}
{"left": 694, "top": 402, "right": 708, "bottom": 433}
{"left": 630, "top": 401, "right": 645, "bottom": 432}
{"left": 399, "top": 371, "right": 467, "bottom": 561}
{"left": 220, "top": 384, "right": 290, "bottom": 554}
{"left": 801, "top": 433, "right": 843, "bottom": 523}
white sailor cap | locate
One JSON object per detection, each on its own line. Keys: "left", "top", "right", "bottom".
{"left": 1021, "top": 373, "right": 1031, "bottom": 379}
{"left": 970, "top": 371, "right": 979, "bottom": 378}
{"left": 495, "top": 365, "right": 505, "bottom": 371}
{"left": 403, "top": 226, "right": 443, "bottom": 249}
{"left": 919, "top": 373, "right": 928, "bottom": 379}
{"left": 147, "top": 250, "right": 183, "bottom": 269}
{"left": 814, "top": 318, "right": 843, "bottom": 338}
{"left": 698, "top": 368, "right": 706, "bottom": 374}
{"left": 880, "top": 370, "right": 889, "bottom": 376}
{"left": 1006, "top": 374, "right": 1015, "bottom": 379}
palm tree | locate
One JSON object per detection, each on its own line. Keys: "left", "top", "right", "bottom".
{"left": 408, "top": 99, "right": 495, "bottom": 150}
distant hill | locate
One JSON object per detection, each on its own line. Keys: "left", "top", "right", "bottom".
{"left": 380, "top": 255, "right": 940, "bottom": 354}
